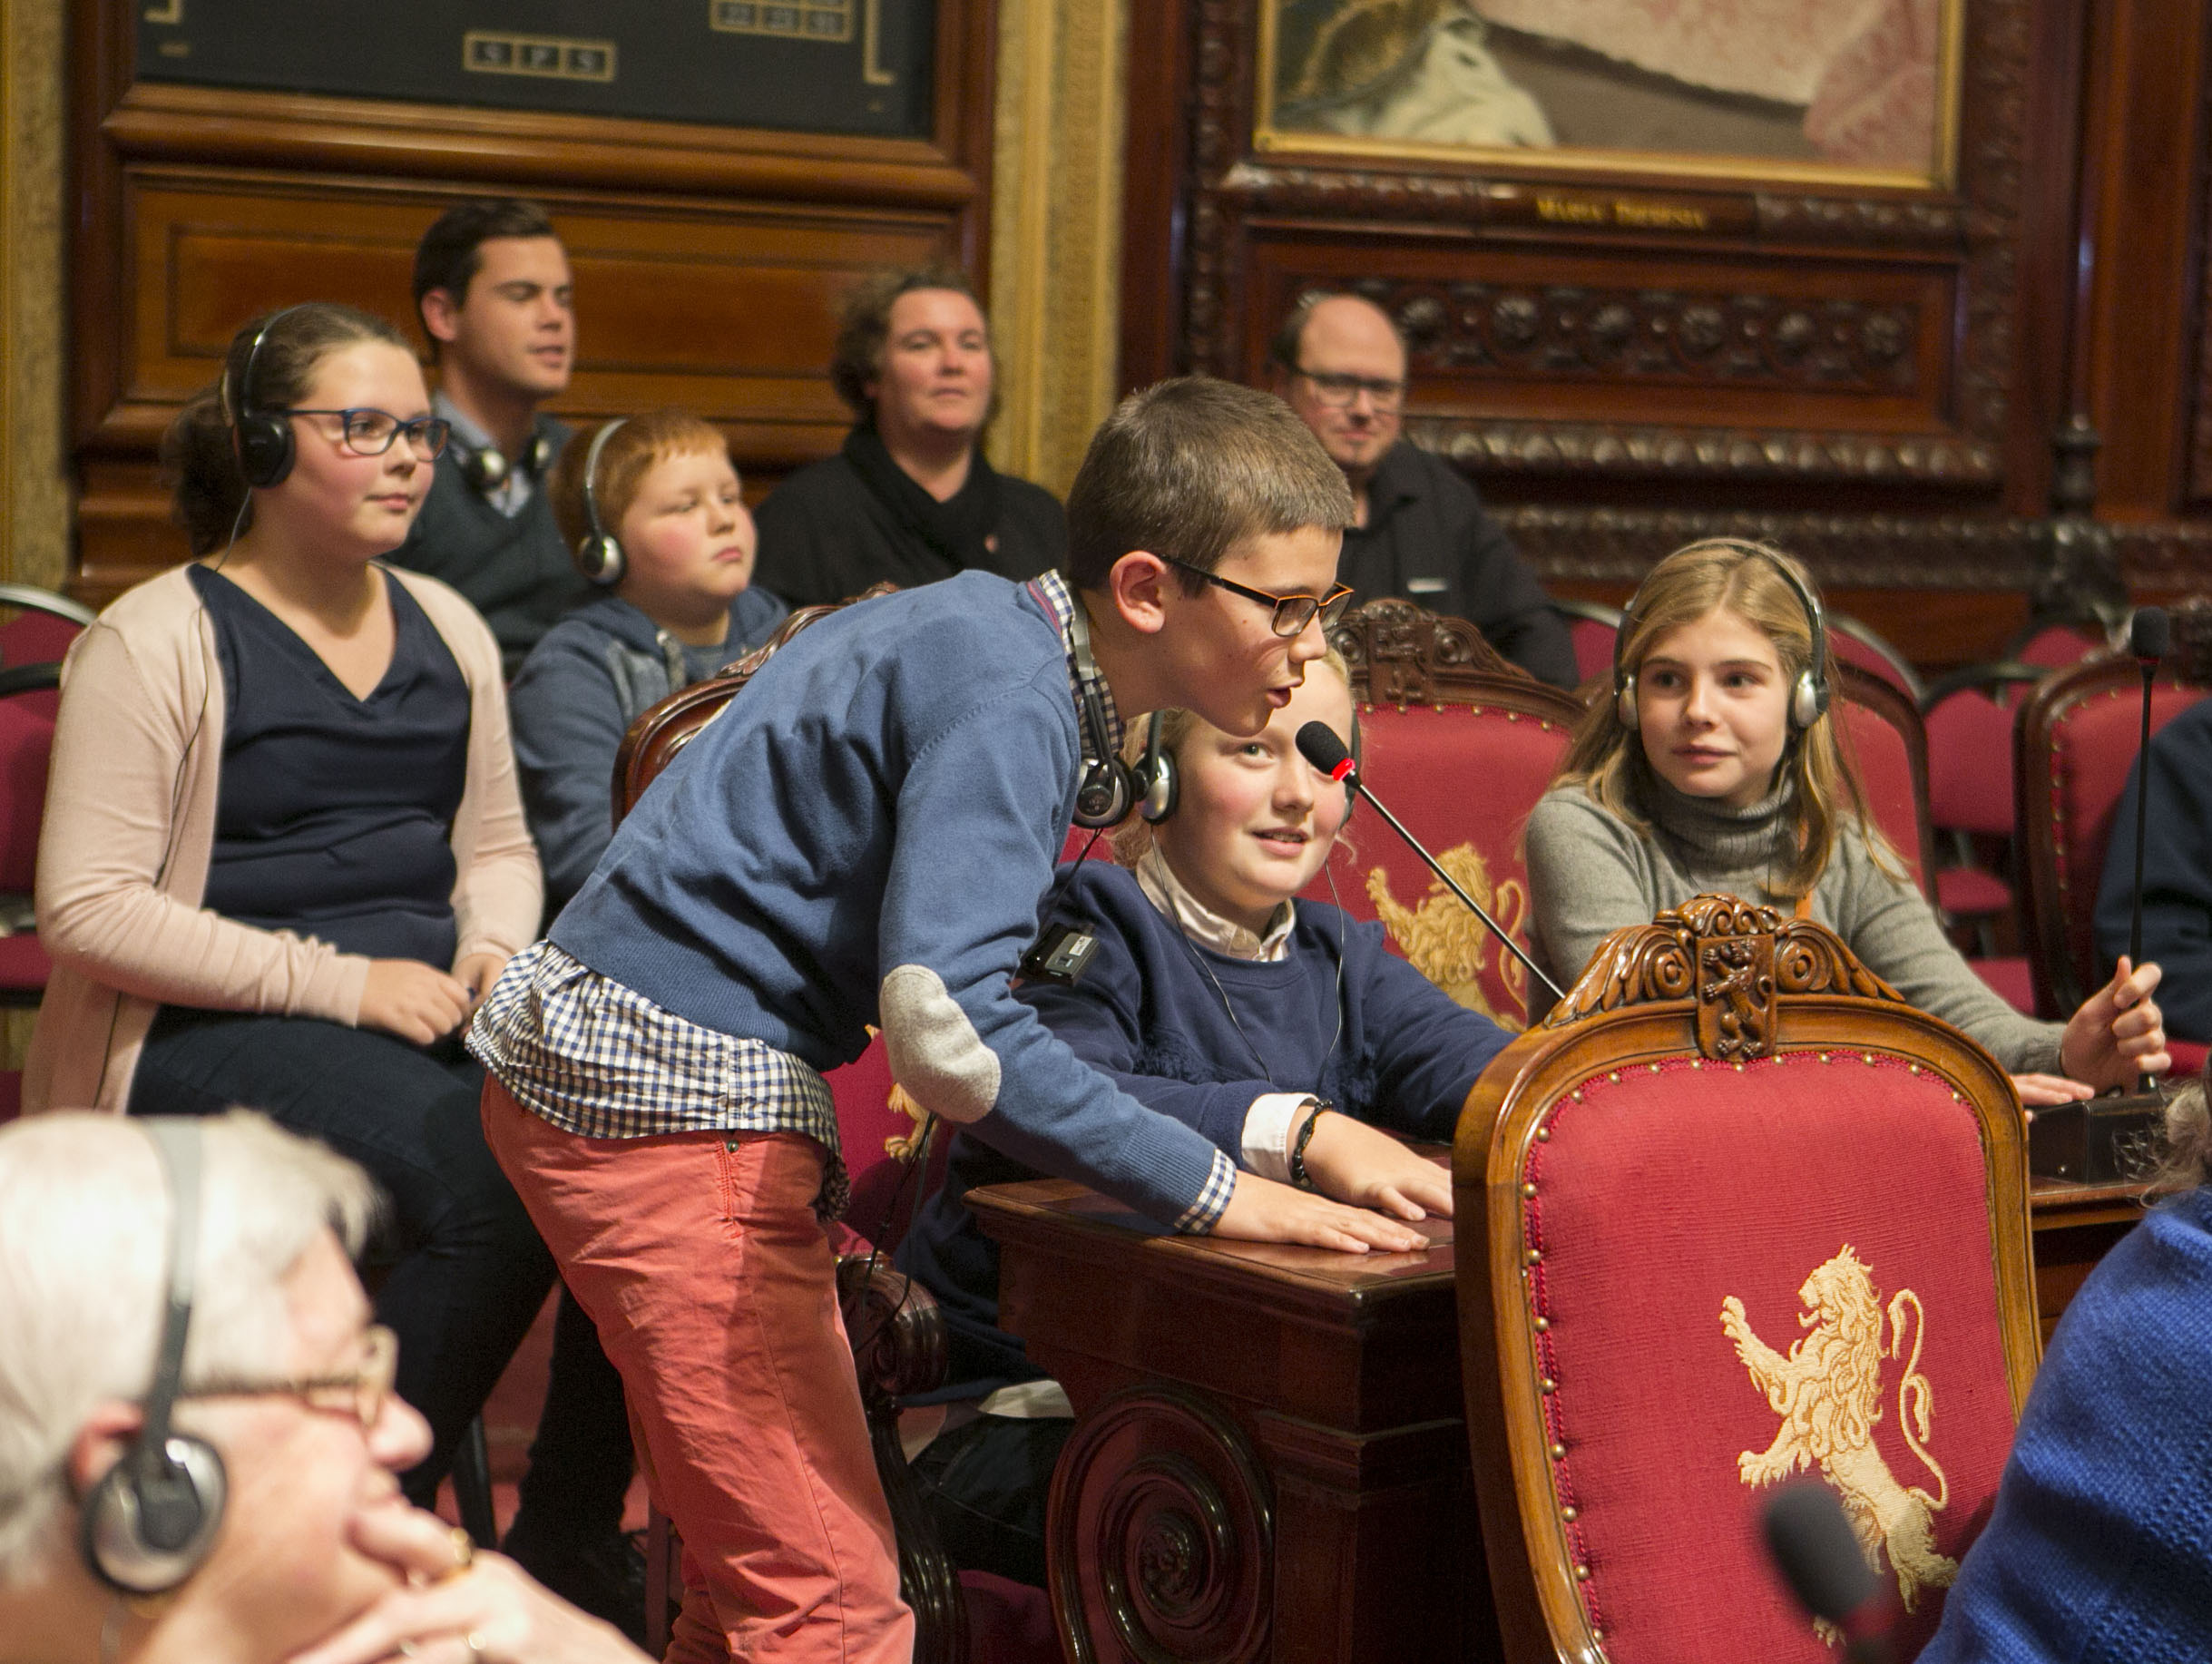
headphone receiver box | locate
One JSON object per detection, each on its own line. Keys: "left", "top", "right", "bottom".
{"left": 2027, "top": 1087, "right": 2168, "bottom": 1183}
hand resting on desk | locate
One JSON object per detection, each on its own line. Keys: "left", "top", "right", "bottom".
{"left": 1214, "top": 1169, "right": 1430, "bottom": 1254}
{"left": 1301, "top": 1111, "right": 1453, "bottom": 1220}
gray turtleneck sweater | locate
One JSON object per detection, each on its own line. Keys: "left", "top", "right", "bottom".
{"left": 1524, "top": 771, "right": 2061, "bottom": 1073}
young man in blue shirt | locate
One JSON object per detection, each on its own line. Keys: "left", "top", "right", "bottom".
{"left": 468, "top": 376, "right": 1421, "bottom": 1664}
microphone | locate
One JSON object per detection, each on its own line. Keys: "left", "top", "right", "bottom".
{"left": 1762, "top": 1482, "right": 1892, "bottom": 1663}
{"left": 2127, "top": 607, "right": 2169, "bottom": 977}
{"left": 1296, "top": 719, "right": 1566, "bottom": 1005}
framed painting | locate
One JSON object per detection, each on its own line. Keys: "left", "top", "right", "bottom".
{"left": 1254, "top": 0, "right": 1963, "bottom": 190}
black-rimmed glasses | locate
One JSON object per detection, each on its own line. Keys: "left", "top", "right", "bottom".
{"left": 1293, "top": 367, "right": 1406, "bottom": 411}
{"left": 285, "top": 408, "right": 452, "bottom": 460}
{"left": 1161, "top": 556, "right": 1354, "bottom": 637}
{"left": 179, "top": 1323, "right": 399, "bottom": 1429}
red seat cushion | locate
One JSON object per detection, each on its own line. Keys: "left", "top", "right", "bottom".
{"left": 1306, "top": 700, "right": 1575, "bottom": 1029}
{"left": 1835, "top": 698, "right": 1926, "bottom": 896}
{"left": 1924, "top": 690, "right": 2018, "bottom": 836}
{"left": 1934, "top": 865, "right": 2011, "bottom": 918}
{"left": 0, "top": 700, "right": 54, "bottom": 894}
{"left": 1522, "top": 1051, "right": 2015, "bottom": 1659}
{"left": 0, "top": 933, "right": 51, "bottom": 994}
{"left": 958, "top": 1570, "right": 1058, "bottom": 1664}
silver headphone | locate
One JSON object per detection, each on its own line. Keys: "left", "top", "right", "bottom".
{"left": 80, "top": 1120, "right": 228, "bottom": 1594}
{"left": 1613, "top": 540, "right": 1829, "bottom": 733}
{"left": 573, "top": 418, "right": 628, "bottom": 588}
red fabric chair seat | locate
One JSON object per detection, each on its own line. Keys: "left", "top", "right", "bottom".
{"left": 1967, "top": 954, "right": 2035, "bottom": 1013}
{"left": 1935, "top": 864, "right": 2012, "bottom": 917}
{"left": 0, "top": 934, "right": 52, "bottom": 997}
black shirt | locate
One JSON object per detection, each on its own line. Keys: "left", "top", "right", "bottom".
{"left": 754, "top": 426, "right": 1067, "bottom": 608}
{"left": 191, "top": 563, "right": 470, "bottom": 968}
{"left": 1340, "top": 441, "right": 1578, "bottom": 688}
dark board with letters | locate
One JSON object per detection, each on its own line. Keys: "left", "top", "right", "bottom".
{"left": 137, "top": 0, "right": 935, "bottom": 138}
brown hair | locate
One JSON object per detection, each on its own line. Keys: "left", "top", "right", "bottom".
{"left": 547, "top": 411, "right": 735, "bottom": 561}
{"left": 828, "top": 266, "right": 987, "bottom": 422}
{"left": 1111, "top": 649, "right": 1356, "bottom": 866}
{"left": 412, "top": 198, "right": 560, "bottom": 359}
{"left": 1062, "top": 377, "right": 1355, "bottom": 593}
{"left": 1268, "top": 289, "right": 1406, "bottom": 373}
{"left": 1551, "top": 538, "right": 1901, "bottom": 899}
{"left": 161, "top": 303, "right": 416, "bottom": 556}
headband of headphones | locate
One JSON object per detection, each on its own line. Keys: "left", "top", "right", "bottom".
{"left": 1612, "top": 540, "right": 1829, "bottom": 732}
{"left": 574, "top": 417, "right": 630, "bottom": 588}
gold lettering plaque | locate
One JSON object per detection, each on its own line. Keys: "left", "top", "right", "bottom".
{"left": 463, "top": 32, "right": 617, "bottom": 83}
{"left": 711, "top": 0, "right": 856, "bottom": 44}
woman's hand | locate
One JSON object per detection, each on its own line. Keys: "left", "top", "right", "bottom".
{"left": 1297, "top": 1111, "right": 1453, "bottom": 1221}
{"left": 283, "top": 1502, "right": 649, "bottom": 1664}
{"left": 359, "top": 960, "right": 475, "bottom": 1046}
{"left": 2058, "top": 955, "right": 2171, "bottom": 1094}
{"left": 451, "top": 950, "right": 512, "bottom": 1019}
{"left": 1212, "top": 1170, "right": 1430, "bottom": 1255}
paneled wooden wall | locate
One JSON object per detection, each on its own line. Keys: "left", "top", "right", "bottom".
{"left": 71, "top": 1, "right": 996, "bottom": 604}
{"left": 1120, "top": 0, "right": 2212, "bottom": 671}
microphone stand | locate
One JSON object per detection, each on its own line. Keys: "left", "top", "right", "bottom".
{"left": 1346, "top": 778, "right": 1568, "bottom": 1005}
{"left": 2130, "top": 652, "right": 2158, "bottom": 1091}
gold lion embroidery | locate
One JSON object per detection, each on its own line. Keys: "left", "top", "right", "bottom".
{"left": 1366, "top": 846, "right": 1527, "bottom": 1028}
{"left": 1720, "top": 1247, "right": 1955, "bottom": 1635}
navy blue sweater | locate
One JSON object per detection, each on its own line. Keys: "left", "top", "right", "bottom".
{"left": 551, "top": 573, "right": 1228, "bottom": 1228}
{"left": 900, "top": 858, "right": 1512, "bottom": 1386}
{"left": 1921, "top": 1185, "right": 2212, "bottom": 1660}
{"left": 510, "top": 588, "right": 789, "bottom": 919}
{"left": 2095, "top": 698, "right": 2212, "bottom": 1042}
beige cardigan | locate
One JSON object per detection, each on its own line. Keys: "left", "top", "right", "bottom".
{"left": 25, "top": 563, "right": 544, "bottom": 1113}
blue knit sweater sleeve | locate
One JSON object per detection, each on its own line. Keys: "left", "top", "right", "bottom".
{"left": 508, "top": 618, "right": 632, "bottom": 923}
{"left": 1356, "top": 945, "right": 1512, "bottom": 1141}
{"left": 876, "top": 671, "right": 1232, "bottom": 1229}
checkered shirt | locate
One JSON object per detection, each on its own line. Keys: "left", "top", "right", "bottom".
{"left": 468, "top": 940, "right": 850, "bottom": 1220}
{"left": 1029, "top": 572, "right": 1125, "bottom": 771}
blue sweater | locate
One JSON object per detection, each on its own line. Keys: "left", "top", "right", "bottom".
{"left": 899, "top": 858, "right": 1512, "bottom": 1386}
{"left": 550, "top": 572, "right": 1228, "bottom": 1228}
{"left": 1919, "top": 1185, "right": 2212, "bottom": 1661}
{"left": 510, "top": 588, "right": 788, "bottom": 918}
{"left": 2095, "top": 698, "right": 2212, "bottom": 1042}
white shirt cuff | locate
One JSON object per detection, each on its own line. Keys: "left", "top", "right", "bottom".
{"left": 1242, "top": 1092, "right": 1316, "bottom": 1183}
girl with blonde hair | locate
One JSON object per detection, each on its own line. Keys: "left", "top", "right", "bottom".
{"left": 1525, "top": 538, "right": 2168, "bottom": 1103}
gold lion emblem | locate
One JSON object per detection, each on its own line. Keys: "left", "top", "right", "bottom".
{"left": 1366, "top": 845, "right": 1527, "bottom": 1028}
{"left": 1720, "top": 1247, "right": 1955, "bottom": 1633}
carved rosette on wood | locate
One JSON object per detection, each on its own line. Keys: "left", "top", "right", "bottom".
{"left": 1327, "top": 595, "right": 1521, "bottom": 705}
{"left": 1547, "top": 894, "right": 1905, "bottom": 1060}
{"left": 1049, "top": 1386, "right": 1273, "bottom": 1664}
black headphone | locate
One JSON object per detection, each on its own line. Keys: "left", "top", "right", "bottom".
{"left": 81, "top": 1120, "right": 228, "bottom": 1595}
{"left": 573, "top": 418, "right": 628, "bottom": 588}
{"left": 229, "top": 306, "right": 312, "bottom": 491}
{"left": 1067, "top": 601, "right": 1138, "bottom": 827}
{"left": 1130, "top": 705, "right": 1361, "bottom": 827}
{"left": 455, "top": 429, "right": 554, "bottom": 495}
{"left": 1613, "top": 540, "right": 1829, "bottom": 733}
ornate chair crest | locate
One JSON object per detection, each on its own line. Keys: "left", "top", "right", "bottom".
{"left": 1455, "top": 895, "right": 2038, "bottom": 1663}
{"left": 1317, "top": 599, "right": 1584, "bottom": 1029}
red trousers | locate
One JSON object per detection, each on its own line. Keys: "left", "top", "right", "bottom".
{"left": 483, "top": 1079, "right": 913, "bottom": 1664}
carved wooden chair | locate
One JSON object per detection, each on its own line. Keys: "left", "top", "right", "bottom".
{"left": 1316, "top": 599, "right": 1585, "bottom": 1030}
{"left": 2015, "top": 600, "right": 2212, "bottom": 1064}
{"left": 1455, "top": 896, "right": 2040, "bottom": 1663}
{"left": 613, "top": 590, "right": 1052, "bottom": 1664}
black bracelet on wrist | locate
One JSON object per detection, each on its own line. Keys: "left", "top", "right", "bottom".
{"left": 1288, "top": 1099, "right": 1332, "bottom": 1191}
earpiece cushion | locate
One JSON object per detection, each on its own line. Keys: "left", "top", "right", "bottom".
{"left": 81, "top": 1434, "right": 228, "bottom": 1594}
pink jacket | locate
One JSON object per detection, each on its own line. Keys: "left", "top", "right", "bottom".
{"left": 25, "top": 563, "right": 543, "bottom": 1112}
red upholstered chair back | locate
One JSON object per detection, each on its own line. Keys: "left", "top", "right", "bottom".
{"left": 0, "top": 700, "right": 54, "bottom": 895}
{"left": 1551, "top": 599, "right": 1625, "bottom": 686}
{"left": 2015, "top": 609, "right": 2212, "bottom": 1017}
{"left": 1827, "top": 614, "right": 1924, "bottom": 704}
{"left": 1456, "top": 896, "right": 2038, "bottom": 1664}
{"left": 1831, "top": 661, "right": 1934, "bottom": 902}
{"left": 1311, "top": 601, "right": 1584, "bottom": 1030}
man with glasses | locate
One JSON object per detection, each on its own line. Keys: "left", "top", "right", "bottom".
{"left": 1270, "top": 292, "right": 1578, "bottom": 687}
{"left": 391, "top": 200, "right": 587, "bottom": 676}
{"left": 0, "top": 1111, "right": 649, "bottom": 1664}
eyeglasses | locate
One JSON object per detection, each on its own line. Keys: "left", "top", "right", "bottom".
{"left": 285, "top": 408, "right": 452, "bottom": 460}
{"left": 181, "top": 1324, "right": 399, "bottom": 1429}
{"left": 1293, "top": 367, "right": 1405, "bottom": 411}
{"left": 1161, "top": 556, "right": 1355, "bottom": 637}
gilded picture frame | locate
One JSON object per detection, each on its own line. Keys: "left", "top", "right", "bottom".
{"left": 1253, "top": 0, "right": 1965, "bottom": 191}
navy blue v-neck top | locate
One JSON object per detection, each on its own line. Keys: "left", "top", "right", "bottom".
{"left": 190, "top": 563, "right": 470, "bottom": 968}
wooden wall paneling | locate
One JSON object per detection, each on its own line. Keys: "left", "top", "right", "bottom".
{"left": 1115, "top": 0, "right": 1192, "bottom": 393}
{"left": 2077, "top": 0, "right": 2210, "bottom": 519}
{"left": 72, "top": 0, "right": 996, "bottom": 602}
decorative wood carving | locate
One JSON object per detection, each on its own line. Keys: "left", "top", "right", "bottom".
{"left": 1328, "top": 596, "right": 1586, "bottom": 721}
{"left": 1546, "top": 894, "right": 1906, "bottom": 1058}
{"left": 1406, "top": 417, "right": 1996, "bottom": 487}
{"left": 1048, "top": 1385, "right": 1275, "bottom": 1664}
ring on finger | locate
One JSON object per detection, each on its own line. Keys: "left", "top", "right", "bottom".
{"left": 440, "top": 1526, "right": 476, "bottom": 1581}
{"left": 464, "top": 1632, "right": 487, "bottom": 1660}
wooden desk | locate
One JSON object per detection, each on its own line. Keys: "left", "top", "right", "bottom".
{"left": 972, "top": 1170, "right": 2165, "bottom": 1664}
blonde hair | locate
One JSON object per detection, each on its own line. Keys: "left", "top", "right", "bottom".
{"left": 2157, "top": 1062, "right": 2212, "bottom": 1189}
{"left": 1552, "top": 538, "right": 1899, "bottom": 899}
{"left": 1111, "top": 648, "right": 1356, "bottom": 867}
{"left": 548, "top": 410, "right": 734, "bottom": 561}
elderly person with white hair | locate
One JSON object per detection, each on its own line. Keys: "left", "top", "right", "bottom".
{"left": 0, "top": 1110, "right": 644, "bottom": 1664}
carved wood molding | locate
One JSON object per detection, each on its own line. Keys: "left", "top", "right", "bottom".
{"left": 1329, "top": 595, "right": 1587, "bottom": 719}
{"left": 1179, "top": 0, "right": 2031, "bottom": 482}
{"left": 1545, "top": 894, "right": 1907, "bottom": 1060}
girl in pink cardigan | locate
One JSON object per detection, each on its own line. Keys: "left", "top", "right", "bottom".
{"left": 26, "top": 303, "right": 636, "bottom": 1627}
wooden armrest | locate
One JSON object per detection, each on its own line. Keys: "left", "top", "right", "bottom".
{"left": 836, "top": 1252, "right": 949, "bottom": 1406}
